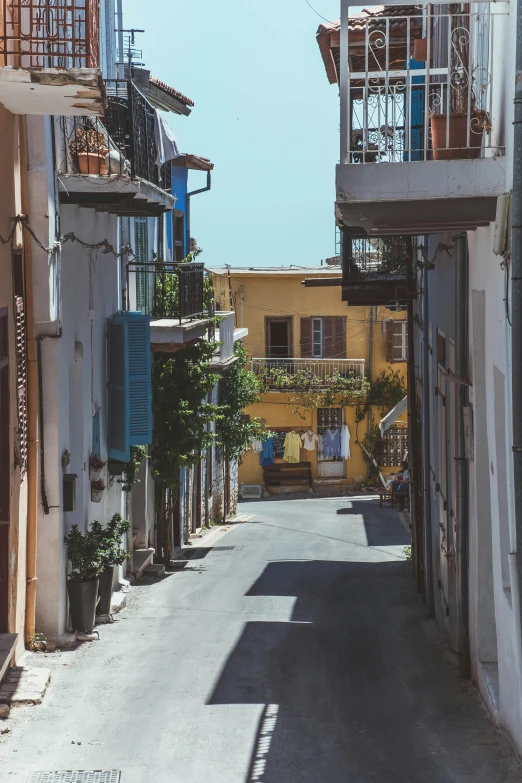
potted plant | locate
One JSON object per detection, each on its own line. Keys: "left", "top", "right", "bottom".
{"left": 70, "top": 121, "right": 109, "bottom": 175}
{"left": 91, "top": 478, "right": 106, "bottom": 503}
{"left": 89, "top": 453, "right": 106, "bottom": 481}
{"left": 91, "top": 514, "right": 131, "bottom": 615}
{"left": 64, "top": 525, "right": 103, "bottom": 633}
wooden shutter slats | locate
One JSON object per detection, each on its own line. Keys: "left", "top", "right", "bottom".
{"left": 333, "top": 317, "right": 346, "bottom": 359}
{"left": 300, "top": 318, "right": 312, "bottom": 358}
{"left": 385, "top": 320, "right": 394, "bottom": 363}
{"left": 14, "top": 296, "right": 27, "bottom": 478}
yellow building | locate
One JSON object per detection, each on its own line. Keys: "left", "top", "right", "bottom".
{"left": 211, "top": 266, "right": 408, "bottom": 494}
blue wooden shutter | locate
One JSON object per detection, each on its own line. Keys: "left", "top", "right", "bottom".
{"left": 128, "top": 315, "right": 152, "bottom": 446}
{"left": 107, "top": 312, "right": 152, "bottom": 462}
{"left": 108, "top": 315, "right": 130, "bottom": 461}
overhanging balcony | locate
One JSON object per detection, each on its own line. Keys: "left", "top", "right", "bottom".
{"left": 342, "top": 234, "right": 415, "bottom": 306}
{"left": 0, "top": 0, "right": 103, "bottom": 115}
{"left": 334, "top": 3, "right": 507, "bottom": 236}
{"left": 126, "top": 261, "right": 211, "bottom": 349}
{"left": 57, "top": 80, "right": 174, "bottom": 215}
{"left": 251, "top": 358, "right": 365, "bottom": 391}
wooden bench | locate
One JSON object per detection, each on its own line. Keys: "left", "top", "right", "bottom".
{"left": 263, "top": 461, "right": 313, "bottom": 489}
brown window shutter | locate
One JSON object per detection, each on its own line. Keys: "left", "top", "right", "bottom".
{"left": 15, "top": 297, "right": 27, "bottom": 478}
{"left": 386, "top": 320, "right": 394, "bottom": 363}
{"left": 323, "top": 317, "right": 334, "bottom": 358}
{"left": 333, "top": 317, "right": 346, "bottom": 359}
{"left": 300, "top": 318, "right": 312, "bottom": 358}
{"left": 0, "top": 310, "right": 9, "bottom": 524}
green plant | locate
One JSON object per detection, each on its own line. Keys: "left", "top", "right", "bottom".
{"left": 70, "top": 120, "right": 108, "bottom": 155}
{"left": 91, "top": 478, "right": 106, "bottom": 491}
{"left": 91, "top": 514, "right": 131, "bottom": 569}
{"left": 403, "top": 545, "right": 412, "bottom": 562}
{"left": 89, "top": 454, "right": 106, "bottom": 470}
{"left": 216, "top": 343, "right": 268, "bottom": 462}
{"left": 27, "top": 631, "right": 47, "bottom": 652}
{"left": 64, "top": 525, "right": 104, "bottom": 582}
{"left": 118, "top": 445, "right": 147, "bottom": 492}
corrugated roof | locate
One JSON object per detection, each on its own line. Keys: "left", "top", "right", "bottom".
{"left": 149, "top": 77, "right": 194, "bottom": 108}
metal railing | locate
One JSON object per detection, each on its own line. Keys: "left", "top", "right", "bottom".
{"left": 58, "top": 80, "right": 171, "bottom": 190}
{"left": 344, "top": 236, "right": 412, "bottom": 281}
{"left": 340, "top": 6, "right": 504, "bottom": 164}
{"left": 251, "top": 358, "right": 366, "bottom": 388}
{"left": 0, "top": 0, "right": 99, "bottom": 68}
{"left": 126, "top": 262, "right": 206, "bottom": 324}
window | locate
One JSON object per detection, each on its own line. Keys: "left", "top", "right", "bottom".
{"left": 312, "top": 318, "right": 323, "bottom": 357}
{"left": 301, "top": 317, "right": 346, "bottom": 359}
{"left": 265, "top": 317, "right": 292, "bottom": 358}
{"left": 107, "top": 312, "right": 152, "bottom": 462}
{"left": 386, "top": 320, "right": 408, "bottom": 362}
{"left": 173, "top": 210, "right": 185, "bottom": 262}
{"left": 381, "top": 425, "right": 408, "bottom": 467}
{"left": 437, "top": 330, "right": 446, "bottom": 368}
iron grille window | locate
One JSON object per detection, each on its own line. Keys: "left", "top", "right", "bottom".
{"left": 381, "top": 425, "right": 408, "bottom": 467}
{"left": 14, "top": 296, "right": 27, "bottom": 478}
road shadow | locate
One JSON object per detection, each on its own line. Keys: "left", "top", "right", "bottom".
{"left": 336, "top": 500, "right": 410, "bottom": 547}
{"left": 207, "top": 559, "right": 521, "bottom": 783}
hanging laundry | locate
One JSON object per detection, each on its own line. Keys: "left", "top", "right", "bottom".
{"left": 259, "top": 438, "right": 275, "bottom": 466}
{"left": 317, "top": 433, "right": 324, "bottom": 460}
{"left": 341, "top": 424, "right": 351, "bottom": 459}
{"left": 301, "top": 430, "right": 318, "bottom": 451}
{"left": 283, "top": 431, "right": 301, "bottom": 463}
{"left": 323, "top": 427, "right": 342, "bottom": 458}
{"left": 251, "top": 439, "right": 263, "bottom": 453}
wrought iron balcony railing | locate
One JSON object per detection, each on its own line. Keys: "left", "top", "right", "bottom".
{"left": 251, "top": 358, "right": 366, "bottom": 390}
{"left": 340, "top": 5, "right": 504, "bottom": 164}
{"left": 126, "top": 262, "right": 206, "bottom": 324}
{"left": 343, "top": 236, "right": 412, "bottom": 282}
{"left": 58, "top": 80, "right": 171, "bottom": 191}
{"left": 0, "top": 0, "right": 99, "bottom": 68}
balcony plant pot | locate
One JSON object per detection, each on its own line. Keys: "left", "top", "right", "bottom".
{"left": 413, "top": 37, "right": 432, "bottom": 63}
{"left": 89, "top": 454, "right": 106, "bottom": 482}
{"left": 67, "top": 578, "right": 99, "bottom": 634}
{"left": 97, "top": 565, "right": 115, "bottom": 616}
{"left": 89, "top": 466, "right": 102, "bottom": 481}
{"left": 430, "top": 113, "right": 483, "bottom": 160}
{"left": 77, "top": 152, "right": 109, "bottom": 175}
{"left": 91, "top": 479, "right": 105, "bottom": 503}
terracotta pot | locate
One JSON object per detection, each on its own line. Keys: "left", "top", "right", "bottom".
{"left": 413, "top": 38, "right": 432, "bottom": 62}
{"left": 77, "top": 152, "right": 109, "bottom": 175}
{"left": 67, "top": 578, "right": 99, "bottom": 633}
{"left": 89, "top": 466, "right": 102, "bottom": 481}
{"left": 430, "top": 113, "right": 483, "bottom": 161}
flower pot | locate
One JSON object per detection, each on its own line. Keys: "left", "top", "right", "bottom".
{"left": 77, "top": 152, "right": 109, "bottom": 175}
{"left": 91, "top": 486, "right": 104, "bottom": 503}
{"left": 430, "top": 113, "right": 483, "bottom": 160}
{"left": 97, "top": 565, "right": 115, "bottom": 615}
{"left": 67, "top": 578, "right": 99, "bottom": 633}
{"left": 89, "top": 466, "right": 102, "bottom": 481}
{"left": 413, "top": 37, "right": 432, "bottom": 62}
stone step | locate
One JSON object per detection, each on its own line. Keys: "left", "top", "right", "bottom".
{"left": 0, "top": 634, "right": 17, "bottom": 684}
{"left": 0, "top": 666, "right": 50, "bottom": 705}
{"left": 129, "top": 548, "right": 155, "bottom": 579}
{"left": 144, "top": 563, "right": 166, "bottom": 579}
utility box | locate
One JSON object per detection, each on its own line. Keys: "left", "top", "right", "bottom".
{"left": 63, "top": 474, "right": 77, "bottom": 512}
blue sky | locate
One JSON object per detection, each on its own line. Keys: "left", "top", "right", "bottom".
{"left": 122, "top": 0, "right": 343, "bottom": 267}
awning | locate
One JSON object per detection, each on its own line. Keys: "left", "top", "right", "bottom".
{"left": 379, "top": 396, "right": 408, "bottom": 436}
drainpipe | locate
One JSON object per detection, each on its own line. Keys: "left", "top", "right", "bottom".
{"left": 186, "top": 171, "right": 211, "bottom": 254}
{"left": 20, "top": 116, "right": 39, "bottom": 643}
{"left": 367, "top": 306, "right": 373, "bottom": 478}
{"left": 422, "top": 237, "right": 434, "bottom": 614}
{"left": 454, "top": 232, "right": 470, "bottom": 679}
{"left": 512, "top": 0, "right": 522, "bottom": 688}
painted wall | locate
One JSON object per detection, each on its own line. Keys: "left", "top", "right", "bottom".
{"left": 212, "top": 270, "right": 408, "bottom": 490}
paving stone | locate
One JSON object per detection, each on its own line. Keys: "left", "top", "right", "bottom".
{"left": 0, "top": 667, "right": 50, "bottom": 705}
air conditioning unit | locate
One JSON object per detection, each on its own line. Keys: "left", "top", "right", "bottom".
{"left": 241, "top": 484, "right": 262, "bottom": 499}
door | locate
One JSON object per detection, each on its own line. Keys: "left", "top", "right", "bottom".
{"left": 0, "top": 310, "right": 9, "bottom": 632}
{"left": 265, "top": 317, "right": 293, "bottom": 359}
{"left": 317, "top": 408, "right": 345, "bottom": 478}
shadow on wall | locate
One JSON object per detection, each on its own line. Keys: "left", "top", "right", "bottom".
{"left": 336, "top": 501, "right": 411, "bottom": 547}
{"left": 207, "top": 558, "right": 519, "bottom": 783}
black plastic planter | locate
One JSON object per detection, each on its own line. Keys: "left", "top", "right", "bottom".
{"left": 97, "top": 565, "right": 115, "bottom": 615}
{"left": 67, "top": 578, "right": 99, "bottom": 633}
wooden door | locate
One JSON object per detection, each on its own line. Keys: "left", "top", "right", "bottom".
{"left": 0, "top": 310, "right": 9, "bottom": 632}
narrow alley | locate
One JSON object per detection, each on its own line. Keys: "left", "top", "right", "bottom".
{"left": 2, "top": 498, "right": 520, "bottom": 783}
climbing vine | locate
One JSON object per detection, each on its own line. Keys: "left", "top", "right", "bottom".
{"left": 216, "top": 343, "right": 268, "bottom": 461}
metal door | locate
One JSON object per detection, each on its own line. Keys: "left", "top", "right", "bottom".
{"left": 317, "top": 408, "right": 345, "bottom": 478}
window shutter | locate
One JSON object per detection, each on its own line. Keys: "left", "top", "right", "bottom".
{"left": 300, "top": 318, "right": 312, "bottom": 358}
{"left": 128, "top": 316, "right": 152, "bottom": 446}
{"left": 333, "top": 317, "right": 346, "bottom": 359}
{"left": 323, "top": 318, "right": 334, "bottom": 358}
{"left": 134, "top": 217, "right": 149, "bottom": 313}
{"left": 0, "top": 310, "right": 9, "bottom": 524}
{"left": 15, "top": 296, "right": 27, "bottom": 478}
{"left": 107, "top": 311, "right": 152, "bottom": 462}
{"left": 385, "top": 320, "right": 394, "bottom": 363}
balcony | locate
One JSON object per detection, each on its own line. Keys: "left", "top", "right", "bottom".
{"left": 125, "top": 261, "right": 211, "bottom": 349}
{"left": 57, "top": 81, "right": 174, "bottom": 215}
{"left": 342, "top": 234, "right": 414, "bottom": 306}
{"left": 330, "top": 4, "right": 507, "bottom": 236}
{"left": 0, "top": 0, "right": 103, "bottom": 115}
{"left": 210, "top": 312, "right": 249, "bottom": 368}
{"left": 251, "top": 358, "right": 366, "bottom": 391}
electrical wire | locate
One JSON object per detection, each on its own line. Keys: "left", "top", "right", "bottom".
{"left": 304, "top": 0, "right": 334, "bottom": 24}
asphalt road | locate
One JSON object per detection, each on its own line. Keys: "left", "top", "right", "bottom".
{"left": 2, "top": 497, "right": 522, "bottom": 782}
